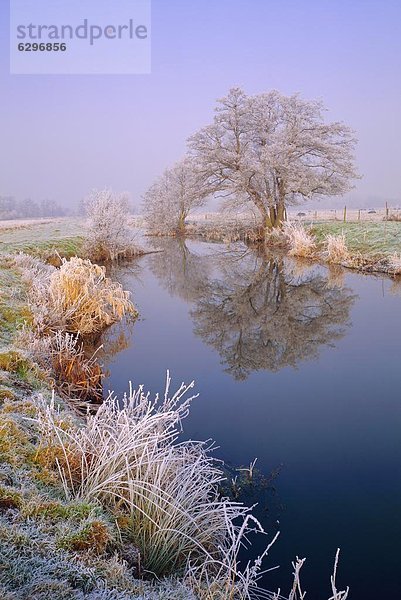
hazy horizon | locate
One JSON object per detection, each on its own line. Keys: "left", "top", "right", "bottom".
{"left": 1, "top": 0, "right": 400, "bottom": 211}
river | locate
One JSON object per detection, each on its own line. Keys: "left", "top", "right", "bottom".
{"left": 103, "top": 238, "right": 401, "bottom": 599}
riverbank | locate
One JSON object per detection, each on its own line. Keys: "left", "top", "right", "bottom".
{"left": 0, "top": 218, "right": 351, "bottom": 599}
{"left": 0, "top": 262, "right": 160, "bottom": 598}
{"left": 180, "top": 217, "right": 401, "bottom": 278}
{"left": 0, "top": 256, "right": 278, "bottom": 599}
{"left": 0, "top": 249, "right": 171, "bottom": 597}
{"left": 0, "top": 224, "right": 196, "bottom": 597}
{"left": 0, "top": 231, "right": 265, "bottom": 599}
{"left": 287, "top": 221, "right": 401, "bottom": 276}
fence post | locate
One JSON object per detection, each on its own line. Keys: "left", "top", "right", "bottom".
{"left": 343, "top": 206, "right": 347, "bottom": 223}
{"left": 386, "top": 201, "right": 389, "bottom": 220}
{"left": 358, "top": 209, "right": 361, "bottom": 222}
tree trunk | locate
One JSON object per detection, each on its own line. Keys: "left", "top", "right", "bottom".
{"left": 251, "top": 193, "right": 286, "bottom": 235}
{"left": 270, "top": 182, "right": 287, "bottom": 229}
{"left": 177, "top": 210, "right": 186, "bottom": 235}
{"left": 275, "top": 201, "right": 286, "bottom": 227}
{"left": 266, "top": 203, "right": 286, "bottom": 229}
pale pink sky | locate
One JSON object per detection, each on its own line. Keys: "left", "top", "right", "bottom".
{"left": 1, "top": 0, "right": 400, "bottom": 210}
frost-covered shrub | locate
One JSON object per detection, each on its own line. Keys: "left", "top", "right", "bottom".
{"left": 9, "top": 254, "right": 136, "bottom": 336}
{"left": 84, "top": 189, "right": 139, "bottom": 261}
{"left": 7, "top": 253, "right": 137, "bottom": 401}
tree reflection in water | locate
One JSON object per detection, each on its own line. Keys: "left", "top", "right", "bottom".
{"left": 149, "top": 238, "right": 356, "bottom": 380}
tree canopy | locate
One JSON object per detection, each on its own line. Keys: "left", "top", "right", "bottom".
{"left": 143, "top": 157, "right": 210, "bottom": 235}
{"left": 189, "top": 88, "right": 359, "bottom": 228}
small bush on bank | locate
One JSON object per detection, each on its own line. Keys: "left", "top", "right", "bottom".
{"left": 83, "top": 189, "right": 142, "bottom": 262}
{"left": 8, "top": 253, "right": 137, "bottom": 338}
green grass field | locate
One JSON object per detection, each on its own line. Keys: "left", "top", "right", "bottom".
{"left": 310, "top": 221, "right": 401, "bottom": 258}
{"left": 0, "top": 218, "right": 85, "bottom": 259}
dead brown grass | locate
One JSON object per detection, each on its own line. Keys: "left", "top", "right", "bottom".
{"left": 284, "top": 222, "right": 316, "bottom": 258}
{"left": 324, "top": 233, "right": 350, "bottom": 263}
{"left": 48, "top": 257, "right": 137, "bottom": 335}
{"left": 50, "top": 332, "right": 103, "bottom": 403}
{"left": 6, "top": 254, "right": 137, "bottom": 403}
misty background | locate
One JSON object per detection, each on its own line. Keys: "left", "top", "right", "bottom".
{"left": 1, "top": 0, "right": 400, "bottom": 213}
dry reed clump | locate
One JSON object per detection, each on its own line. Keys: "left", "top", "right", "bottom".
{"left": 31, "top": 374, "right": 350, "bottom": 600}
{"left": 32, "top": 374, "right": 275, "bottom": 599}
{"left": 264, "top": 226, "right": 289, "bottom": 250}
{"left": 283, "top": 223, "right": 316, "bottom": 258}
{"left": 324, "top": 233, "right": 350, "bottom": 264}
{"left": 389, "top": 252, "right": 401, "bottom": 276}
{"left": 49, "top": 332, "right": 103, "bottom": 403}
{"left": 16, "top": 327, "right": 104, "bottom": 405}
{"left": 47, "top": 257, "right": 137, "bottom": 335}
{"left": 7, "top": 253, "right": 137, "bottom": 402}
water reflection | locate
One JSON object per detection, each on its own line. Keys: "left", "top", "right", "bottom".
{"left": 148, "top": 239, "right": 356, "bottom": 379}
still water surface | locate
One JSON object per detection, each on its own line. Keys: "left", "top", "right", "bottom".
{"left": 103, "top": 238, "right": 401, "bottom": 599}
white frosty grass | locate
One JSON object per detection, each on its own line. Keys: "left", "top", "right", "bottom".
{"left": 32, "top": 374, "right": 349, "bottom": 600}
{"left": 33, "top": 374, "right": 269, "bottom": 598}
{"left": 324, "top": 234, "right": 349, "bottom": 264}
{"left": 283, "top": 223, "right": 316, "bottom": 258}
{"left": 6, "top": 253, "right": 136, "bottom": 336}
{"left": 283, "top": 225, "right": 351, "bottom": 268}
{"left": 389, "top": 252, "right": 401, "bottom": 275}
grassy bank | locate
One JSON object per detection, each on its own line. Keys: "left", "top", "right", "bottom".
{"left": 182, "top": 218, "right": 401, "bottom": 276}
{"left": 0, "top": 217, "right": 85, "bottom": 262}
{"left": 283, "top": 221, "right": 401, "bottom": 276}
{"left": 0, "top": 225, "right": 183, "bottom": 597}
{"left": 0, "top": 266, "right": 150, "bottom": 598}
{"left": 310, "top": 221, "right": 401, "bottom": 259}
{"left": 0, "top": 249, "right": 162, "bottom": 598}
{"left": 0, "top": 240, "right": 267, "bottom": 599}
{"left": 0, "top": 218, "right": 350, "bottom": 599}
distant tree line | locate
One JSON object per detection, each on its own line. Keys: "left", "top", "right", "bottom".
{"left": 0, "top": 196, "right": 67, "bottom": 220}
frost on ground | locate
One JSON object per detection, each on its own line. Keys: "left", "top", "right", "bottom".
{"left": 0, "top": 219, "right": 351, "bottom": 599}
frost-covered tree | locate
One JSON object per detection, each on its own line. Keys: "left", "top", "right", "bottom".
{"left": 189, "top": 88, "right": 359, "bottom": 229}
{"left": 143, "top": 158, "right": 210, "bottom": 234}
{"left": 83, "top": 188, "right": 132, "bottom": 261}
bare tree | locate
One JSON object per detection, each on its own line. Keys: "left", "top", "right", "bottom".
{"left": 143, "top": 157, "right": 210, "bottom": 235}
{"left": 189, "top": 88, "right": 359, "bottom": 230}
{"left": 84, "top": 188, "right": 133, "bottom": 261}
